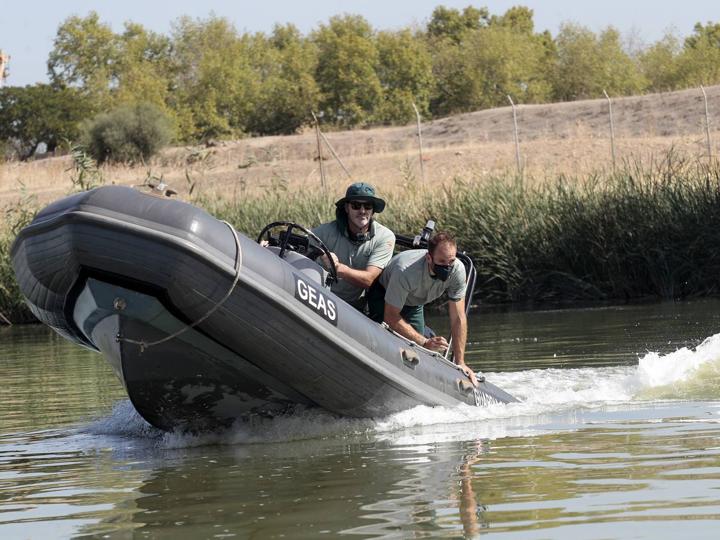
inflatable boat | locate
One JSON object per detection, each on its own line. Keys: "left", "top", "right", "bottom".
{"left": 11, "top": 186, "right": 516, "bottom": 431}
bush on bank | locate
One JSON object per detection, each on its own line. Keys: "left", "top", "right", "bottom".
{"left": 83, "top": 103, "right": 174, "bottom": 164}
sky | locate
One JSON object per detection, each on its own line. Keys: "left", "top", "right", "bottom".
{"left": 1, "top": 0, "right": 718, "bottom": 87}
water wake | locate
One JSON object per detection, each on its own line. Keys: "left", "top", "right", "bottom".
{"left": 636, "top": 332, "right": 720, "bottom": 399}
{"left": 83, "top": 332, "right": 720, "bottom": 446}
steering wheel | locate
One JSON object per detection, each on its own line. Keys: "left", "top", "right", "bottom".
{"left": 257, "top": 221, "right": 338, "bottom": 285}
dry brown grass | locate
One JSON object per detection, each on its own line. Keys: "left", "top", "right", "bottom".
{"left": 2, "top": 84, "right": 719, "bottom": 205}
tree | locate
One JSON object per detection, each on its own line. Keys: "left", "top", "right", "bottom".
{"left": 47, "top": 13, "right": 177, "bottom": 118}
{"left": 47, "top": 12, "right": 118, "bottom": 108}
{"left": 430, "top": 10, "right": 554, "bottom": 115}
{"left": 490, "top": 5, "right": 535, "bottom": 34}
{"left": 0, "top": 84, "right": 90, "bottom": 160}
{"left": 427, "top": 5, "right": 489, "bottom": 43}
{"left": 677, "top": 22, "right": 720, "bottom": 86}
{"left": 244, "top": 24, "right": 320, "bottom": 135}
{"left": 552, "top": 24, "right": 646, "bottom": 101}
{"left": 375, "top": 29, "right": 434, "bottom": 123}
{"left": 684, "top": 21, "right": 720, "bottom": 49}
{"left": 312, "top": 15, "right": 382, "bottom": 126}
{"left": 639, "top": 33, "right": 683, "bottom": 92}
{"left": 169, "top": 15, "right": 259, "bottom": 140}
{"left": 113, "top": 22, "right": 174, "bottom": 109}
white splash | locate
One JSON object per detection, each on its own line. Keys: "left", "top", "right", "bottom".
{"left": 83, "top": 332, "right": 720, "bottom": 447}
{"left": 635, "top": 333, "right": 720, "bottom": 399}
{"left": 637, "top": 333, "right": 720, "bottom": 387}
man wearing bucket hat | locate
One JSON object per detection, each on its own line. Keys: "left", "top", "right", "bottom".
{"left": 312, "top": 182, "right": 395, "bottom": 312}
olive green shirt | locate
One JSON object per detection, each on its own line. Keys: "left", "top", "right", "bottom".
{"left": 379, "top": 249, "right": 466, "bottom": 308}
{"left": 312, "top": 219, "right": 395, "bottom": 308}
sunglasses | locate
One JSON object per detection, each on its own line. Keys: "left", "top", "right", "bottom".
{"left": 349, "top": 201, "right": 374, "bottom": 211}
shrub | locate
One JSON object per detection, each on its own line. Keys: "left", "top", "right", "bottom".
{"left": 68, "top": 145, "right": 104, "bottom": 191}
{"left": 84, "top": 103, "right": 174, "bottom": 164}
{"left": 0, "top": 189, "right": 39, "bottom": 323}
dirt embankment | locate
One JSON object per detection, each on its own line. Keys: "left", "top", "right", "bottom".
{"left": 2, "top": 85, "right": 719, "bottom": 205}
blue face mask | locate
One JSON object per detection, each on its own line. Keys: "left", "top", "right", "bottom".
{"left": 431, "top": 261, "right": 453, "bottom": 281}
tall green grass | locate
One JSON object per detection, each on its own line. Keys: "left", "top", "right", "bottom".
{"left": 431, "top": 157, "right": 720, "bottom": 303}
{"left": 2, "top": 155, "right": 720, "bottom": 323}
{"left": 1, "top": 189, "right": 39, "bottom": 323}
{"left": 210, "top": 155, "right": 720, "bottom": 304}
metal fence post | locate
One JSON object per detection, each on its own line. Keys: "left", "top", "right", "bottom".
{"left": 311, "top": 111, "right": 326, "bottom": 188}
{"left": 701, "top": 86, "right": 712, "bottom": 161}
{"left": 507, "top": 95, "right": 522, "bottom": 185}
{"left": 603, "top": 90, "right": 617, "bottom": 169}
{"left": 412, "top": 102, "right": 426, "bottom": 182}
{"left": 318, "top": 130, "right": 352, "bottom": 180}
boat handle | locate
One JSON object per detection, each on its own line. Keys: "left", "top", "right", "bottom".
{"left": 401, "top": 349, "right": 420, "bottom": 368}
{"left": 457, "top": 379, "right": 475, "bottom": 394}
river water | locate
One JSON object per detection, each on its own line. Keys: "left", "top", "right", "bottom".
{"left": 1, "top": 300, "right": 720, "bottom": 538}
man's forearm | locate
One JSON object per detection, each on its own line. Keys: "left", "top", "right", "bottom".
{"left": 387, "top": 316, "right": 426, "bottom": 345}
{"left": 451, "top": 314, "right": 467, "bottom": 365}
{"left": 337, "top": 263, "right": 377, "bottom": 289}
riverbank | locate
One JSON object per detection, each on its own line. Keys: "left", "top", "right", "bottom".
{"left": 3, "top": 154, "right": 719, "bottom": 324}
{"left": 2, "top": 84, "right": 719, "bottom": 208}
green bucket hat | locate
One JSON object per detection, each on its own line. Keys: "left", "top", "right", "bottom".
{"left": 335, "top": 182, "right": 386, "bottom": 213}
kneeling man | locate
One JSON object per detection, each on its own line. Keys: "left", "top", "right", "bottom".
{"left": 373, "top": 232, "right": 479, "bottom": 386}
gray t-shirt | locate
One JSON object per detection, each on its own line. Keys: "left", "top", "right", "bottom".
{"left": 379, "top": 249, "right": 467, "bottom": 308}
{"left": 312, "top": 219, "right": 395, "bottom": 308}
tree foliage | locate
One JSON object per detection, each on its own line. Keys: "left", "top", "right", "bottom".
{"left": 375, "top": 29, "right": 433, "bottom": 123}
{"left": 312, "top": 15, "right": 383, "bottom": 126}
{"left": 114, "top": 22, "right": 174, "bottom": 108}
{"left": 6, "top": 6, "right": 715, "bottom": 151}
{"left": 47, "top": 12, "right": 118, "bottom": 107}
{"left": 427, "top": 5, "right": 489, "bottom": 43}
{"left": 431, "top": 8, "right": 554, "bottom": 115}
{"left": 169, "top": 16, "right": 259, "bottom": 141}
{"left": 490, "top": 5, "right": 535, "bottom": 33}
{"left": 0, "top": 84, "right": 91, "bottom": 160}
{"left": 639, "top": 33, "right": 683, "bottom": 92}
{"left": 552, "top": 24, "right": 646, "bottom": 101}
{"left": 244, "top": 24, "right": 320, "bottom": 135}
{"left": 677, "top": 22, "right": 720, "bottom": 86}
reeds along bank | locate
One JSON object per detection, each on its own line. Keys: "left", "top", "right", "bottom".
{"left": 2, "top": 156, "right": 720, "bottom": 323}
